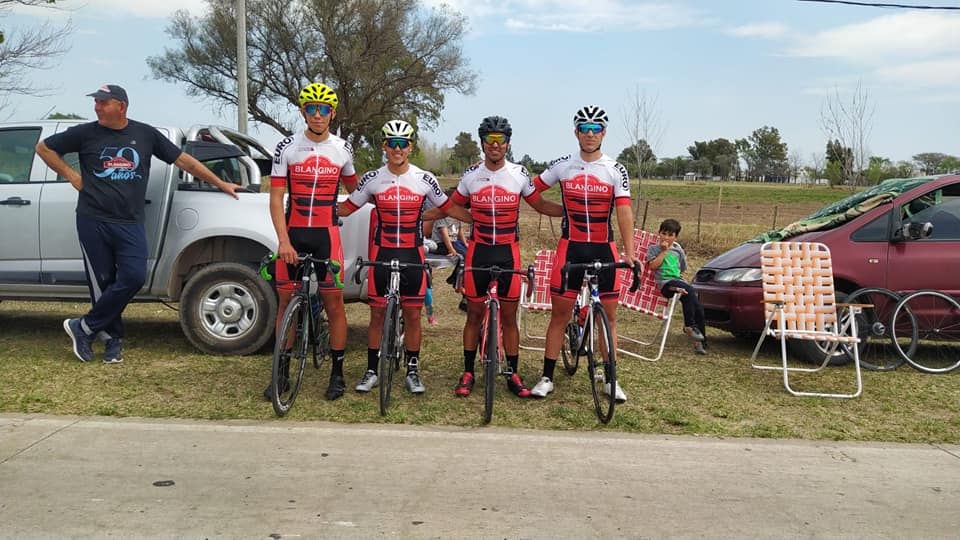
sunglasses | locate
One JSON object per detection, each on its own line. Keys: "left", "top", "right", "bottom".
{"left": 303, "top": 103, "right": 333, "bottom": 116}
{"left": 384, "top": 138, "right": 411, "bottom": 149}
{"left": 577, "top": 123, "right": 604, "bottom": 134}
{"left": 481, "top": 133, "right": 509, "bottom": 145}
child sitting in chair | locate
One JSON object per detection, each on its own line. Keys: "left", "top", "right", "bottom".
{"left": 645, "top": 219, "right": 707, "bottom": 355}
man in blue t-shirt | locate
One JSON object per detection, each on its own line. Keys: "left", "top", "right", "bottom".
{"left": 36, "top": 84, "right": 240, "bottom": 364}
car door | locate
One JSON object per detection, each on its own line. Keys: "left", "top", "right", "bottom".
{"left": 885, "top": 180, "right": 960, "bottom": 297}
{"left": 0, "top": 126, "right": 43, "bottom": 284}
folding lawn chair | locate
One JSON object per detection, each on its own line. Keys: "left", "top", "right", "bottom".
{"left": 616, "top": 229, "right": 679, "bottom": 362}
{"left": 518, "top": 249, "right": 555, "bottom": 352}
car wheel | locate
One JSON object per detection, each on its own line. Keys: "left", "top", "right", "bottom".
{"left": 788, "top": 291, "right": 852, "bottom": 366}
{"left": 179, "top": 262, "right": 277, "bottom": 355}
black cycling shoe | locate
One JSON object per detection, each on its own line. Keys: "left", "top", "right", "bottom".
{"left": 325, "top": 374, "right": 346, "bottom": 401}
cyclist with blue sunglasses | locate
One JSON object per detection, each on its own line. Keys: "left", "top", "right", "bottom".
{"left": 265, "top": 82, "right": 358, "bottom": 402}
{"left": 529, "top": 105, "right": 639, "bottom": 402}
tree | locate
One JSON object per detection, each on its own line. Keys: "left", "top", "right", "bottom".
{"left": 621, "top": 86, "right": 664, "bottom": 209}
{"left": 147, "top": 0, "right": 477, "bottom": 149}
{"left": 687, "top": 138, "right": 738, "bottom": 180}
{"left": 820, "top": 81, "right": 874, "bottom": 186}
{"left": 446, "top": 131, "right": 478, "bottom": 174}
{"left": 912, "top": 152, "right": 954, "bottom": 174}
{"left": 0, "top": 0, "right": 72, "bottom": 108}
{"left": 47, "top": 111, "right": 84, "bottom": 119}
{"left": 616, "top": 141, "right": 654, "bottom": 179}
{"left": 738, "top": 126, "right": 788, "bottom": 181}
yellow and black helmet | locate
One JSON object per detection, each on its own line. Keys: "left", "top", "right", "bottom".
{"left": 298, "top": 83, "right": 339, "bottom": 108}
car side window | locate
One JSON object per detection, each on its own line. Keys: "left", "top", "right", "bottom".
{"left": 900, "top": 184, "right": 960, "bottom": 241}
{"left": 0, "top": 128, "right": 42, "bottom": 183}
{"left": 851, "top": 210, "right": 891, "bottom": 242}
{"left": 56, "top": 153, "right": 81, "bottom": 182}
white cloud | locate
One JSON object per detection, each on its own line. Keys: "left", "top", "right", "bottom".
{"left": 725, "top": 22, "right": 788, "bottom": 39}
{"left": 423, "top": 0, "right": 707, "bottom": 33}
{"left": 788, "top": 12, "right": 960, "bottom": 64}
{"left": 74, "top": 0, "right": 209, "bottom": 19}
{"left": 876, "top": 57, "right": 960, "bottom": 87}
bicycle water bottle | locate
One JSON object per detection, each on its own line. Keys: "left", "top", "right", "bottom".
{"left": 577, "top": 305, "right": 589, "bottom": 327}
{"left": 309, "top": 270, "right": 321, "bottom": 319}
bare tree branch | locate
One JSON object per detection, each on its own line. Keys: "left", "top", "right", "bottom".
{"left": 819, "top": 80, "right": 875, "bottom": 186}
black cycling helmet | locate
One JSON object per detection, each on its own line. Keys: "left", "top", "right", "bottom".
{"left": 478, "top": 115, "right": 512, "bottom": 138}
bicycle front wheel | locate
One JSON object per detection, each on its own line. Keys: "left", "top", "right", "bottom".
{"left": 272, "top": 295, "right": 308, "bottom": 416}
{"left": 843, "top": 288, "right": 909, "bottom": 371}
{"left": 892, "top": 290, "right": 960, "bottom": 374}
{"left": 379, "top": 297, "right": 401, "bottom": 415}
{"left": 586, "top": 305, "right": 616, "bottom": 424}
{"left": 481, "top": 301, "right": 500, "bottom": 424}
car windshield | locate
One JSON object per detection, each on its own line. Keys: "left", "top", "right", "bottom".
{"left": 751, "top": 176, "right": 937, "bottom": 243}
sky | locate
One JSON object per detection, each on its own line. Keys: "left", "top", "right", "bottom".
{"left": 5, "top": 0, "right": 959, "bottom": 166}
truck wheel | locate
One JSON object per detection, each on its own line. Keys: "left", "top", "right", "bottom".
{"left": 179, "top": 262, "right": 277, "bottom": 355}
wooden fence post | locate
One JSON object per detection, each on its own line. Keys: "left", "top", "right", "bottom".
{"left": 641, "top": 200, "right": 649, "bottom": 231}
{"left": 697, "top": 203, "right": 703, "bottom": 244}
{"left": 772, "top": 206, "right": 778, "bottom": 229}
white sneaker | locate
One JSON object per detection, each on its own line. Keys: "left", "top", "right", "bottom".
{"left": 355, "top": 370, "right": 379, "bottom": 392}
{"left": 603, "top": 382, "right": 627, "bottom": 403}
{"left": 530, "top": 376, "right": 554, "bottom": 398}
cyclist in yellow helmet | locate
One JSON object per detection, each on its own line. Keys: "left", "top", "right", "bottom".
{"left": 264, "top": 82, "right": 358, "bottom": 402}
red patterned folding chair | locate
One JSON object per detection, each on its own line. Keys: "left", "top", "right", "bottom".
{"left": 749, "top": 241, "right": 864, "bottom": 398}
{"left": 616, "top": 229, "right": 680, "bottom": 362}
{"left": 518, "top": 249, "right": 556, "bottom": 351}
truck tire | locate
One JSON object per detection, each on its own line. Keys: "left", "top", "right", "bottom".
{"left": 179, "top": 262, "right": 277, "bottom": 355}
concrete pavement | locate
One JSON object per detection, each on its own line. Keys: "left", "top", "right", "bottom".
{"left": 1, "top": 413, "right": 958, "bottom": 539}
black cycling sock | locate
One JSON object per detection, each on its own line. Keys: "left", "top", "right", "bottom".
{"left": 463, "top": 349, "right": 476, "bottom": 373}
{"left": 507, "top": 354, "right": 519, "bottom": 374}
{"left": 367, "top": 347, "right": 378, "bottom": 373}
{"left": 331, "top": 349, "right": 345, "bottom": 377}
{"left": 543, "top": 358, "right": 556, "bottom": 380}
{"left": 405, "top": 350, "right": 420, "bottom": 373}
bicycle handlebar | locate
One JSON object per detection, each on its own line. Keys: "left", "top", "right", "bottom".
{"left": 448, "top": 257, "right": 537, "bottom": 300}
{"left": 353, "top": 257, "right": 433, "bottom": 289}
{"left": 558, "top": 260, "right": 640, "bottom": 294}
{"left": 258, "top": 252, "right": 342, "bottom": 287}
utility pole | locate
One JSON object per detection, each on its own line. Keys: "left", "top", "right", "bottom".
{"left": 236, "top": 0, "right": 248, "bottom": 133}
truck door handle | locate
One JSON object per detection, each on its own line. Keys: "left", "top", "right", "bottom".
{"left": 0, "top": 197, "right": 31, "bottom": 206}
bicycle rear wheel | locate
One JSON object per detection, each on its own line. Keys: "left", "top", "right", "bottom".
{"left": 892, "top": 290, "right": 960, "bottom": 374}
{"left": 481, "top": 302, "right": 499, "bottom": 424}
{"left": 271, "top": 295, "right": 308, "bottom": 416}
{"left": 586, "top": 305, "right": 616, "bottom": 424}
{"left": 842, "top": 288, "right": 910, "bottom": 371}
{"left": 311, "top": 299, "right": 330, "bottom": 370}
{"left": 561, "top": 321, "right": 580, "bottom": 375}
{"left": 379, "top": 297, "right": 401, "bottom": 415}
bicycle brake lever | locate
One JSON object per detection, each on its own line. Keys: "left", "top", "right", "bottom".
{"left": 353, "top": 256, "right": 365, "bottom": 285}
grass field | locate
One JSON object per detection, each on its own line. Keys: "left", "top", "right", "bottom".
{"left": 3, "top": 180, "right": 958, "bottom": 442}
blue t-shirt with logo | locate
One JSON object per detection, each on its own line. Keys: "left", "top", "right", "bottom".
{"left": 44, "top": 120, "right": 182, "bottom": 223}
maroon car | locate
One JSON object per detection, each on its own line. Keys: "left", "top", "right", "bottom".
{"left": 694, "top": 174, "right": 960, "bottom": 362}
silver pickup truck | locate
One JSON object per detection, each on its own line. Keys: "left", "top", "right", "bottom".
{"left": 0, "top": 121, "right": 371, "bottom": 355}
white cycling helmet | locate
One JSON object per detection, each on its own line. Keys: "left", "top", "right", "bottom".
{"left": 573, "top": 105, "right": 608, "bottom": 127}
{"left": 381, "top": 120, "right": 415, "bottom": 140}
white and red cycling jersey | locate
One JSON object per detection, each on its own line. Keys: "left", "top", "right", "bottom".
{"left": 451, "top": 160, "right": 542, "bottom": 246}
{"left": 533, "top": 153, "right": 631, "bottom": 243}
{"left": 270, "top": 131, "right": 357, "bottom": 228}
{"left": 343, "top": 164, "right": 451, "bottom": 249}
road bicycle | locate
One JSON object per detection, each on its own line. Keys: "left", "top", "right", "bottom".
{"left": 354, "top": 257, "right": 432, "bottom": 415}
{"left": 559, "top": 260, "right": 639, "bottom": 424}
{"left": 450, "top": 258, "right": 535, "bottom": 424}
{"left": 259, "top": 253, "right": 339, "bottom": 416}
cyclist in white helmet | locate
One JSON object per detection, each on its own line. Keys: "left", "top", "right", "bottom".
{"left": 338, "top": 120, "right": 466, "bottom": 394}
{"left": 528, "top": 105, "right": 638, "bottom": 403}
{"left": 265, "top": 82, "right": 358, "bottom": 402}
